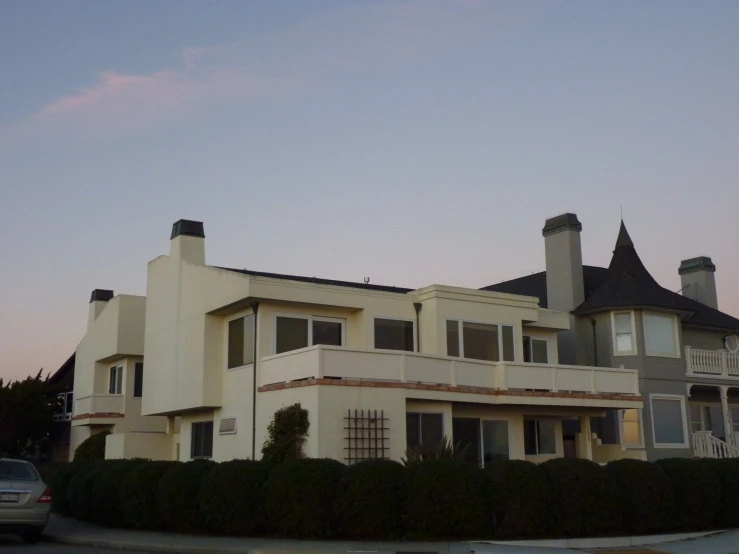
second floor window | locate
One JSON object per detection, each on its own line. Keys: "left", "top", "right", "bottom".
{"left": 523, "top": 336, "right": 549, "bottom": 364}
{"left": 446, "top": 320, "right": 515, "bottom": 362}
{"left": 228, "top": 314, "right": 256, "bottom": 369}
{"left": 374, "top": 318, "right": 414, "bottom": 352}
{"left": 613, "top": 312, "right": 636, "bottom": 355}
{"left": 644, "top": 313, "right": 679, "bottom": 357}
{"left": 109, "top": 365, "right": 123, "bottom": 395}
{"left": 275, "top": 314, "right": 344, "bottom": 355}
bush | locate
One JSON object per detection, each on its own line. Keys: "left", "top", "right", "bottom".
{"left": 50, "top": 462, "right": 85, "bottom": 516}
{"left": 199, "top": 460, "right": 271, "bottom": 535}
{"left": 264, "top": 458, "right": 346, "bottom": 538}
{"left": 73, "top": 431, "right": 111, "bottom": 461}
{"left": 334, "top": 460, "right": 406, "bottom": 540}
{"left": 90, "top": 459, "right": 145, "bottom": 527}
{"left": 703, "top": 458, "right": 739, "bottom": 528}
{"left": 484, "top": 460, "right": 552, "bottom": 538}
{"left": 604, "top": 458, "right": 675, "bottom": 534}
{"left": 157, "top": 460, "right": 215, "bottom": 533}
{"left": 656, "top": 458, "right": 721, "bottom": 531}
{"left": 541, "top": 458, "right": 621, "bottom": 537}
{"left": 403, "top": 459, "right": 488, "bottom": 540}
{"left": 67, "top": 461, "right": 105, "bottom": 521}
{"left": 261, "top": 404, "right": 309, "bottom": 464}
{"left": 119, "top": 461, "right": 178, "bottom": 530}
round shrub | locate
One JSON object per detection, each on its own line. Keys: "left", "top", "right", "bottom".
{"left": 157, "top": 459, "right": 215, "bottom": 533}
{"left": 484, "top": 460, "right": 552, "bottom": 538}
{"left": 199, "top": 460, "right": 271, "bottom": 535}
{"left": 90, "top": 459, "right": 145, "bottom": 527}
{"left": 334, "top": 459, "right": 406, "bottom": 540}
{"left": 403, "top": 459, "right": 488, "bottom": 540}
{"left": 264, "top": 458, "right": 346, "bottom": 538}
{"left": 50, "top": 462, "right": 85, "bottom": 516}
{"left": 73, "top": 431, "right": 111, "bottom": 461}
{"left": 540, "top": 458, "right": 621, "bottom": 538}
{"left": 656, "top": 458, "right": 721, "bottom": 531}
{"left": 604, "top": 458, "right": 675, "bottom": 534}
{"left": 120, "top": 461, "right": 178, "bottom": 530}
{"left": 694, "top": 458, "right": 739, "bottom": 529}
{"left": 67, "top": 461, "right": 105, "bottom": 521}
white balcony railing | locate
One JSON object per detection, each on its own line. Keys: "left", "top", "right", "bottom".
{"left": 259, "top": 345, "right": 640, "bottom": 396}
{"left": 685, "top": 346, "right": 739, "bottom": 378}
{"left": 693, "top": 431, "right": 739, "bottom": 459}
{"left": 74, "top": 394, "right": 125, "bottom": 417}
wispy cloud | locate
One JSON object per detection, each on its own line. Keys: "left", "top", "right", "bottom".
{"left": 2, "top": 0, "right": 545, "bottom": 143}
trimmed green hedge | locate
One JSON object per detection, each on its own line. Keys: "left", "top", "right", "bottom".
{"left": 56, "top": 455, "right": 739, "bottom": 540}
{"left": 73, "top": 431, "right": 111, "bottom": 461}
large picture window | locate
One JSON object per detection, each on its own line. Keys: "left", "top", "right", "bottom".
{"left": 446, "top": 320, "right": 515, "bottom": 362}
{"left": 650, "top": 394, "right": 688, "bottom": 448}
{"left": 644, "top": 312, "right": 679, "bottom": 357}
{"left": 191, "top": 421, "right": 214, "bottom": 459}
{"left": 228, "top": 314, "right": 256, "bottom": 369}
{"left": 375, "top": 318, "right": 414, "bottom": 352}
{"left": 275, "top": 314, "right": 344, "bottom": 355}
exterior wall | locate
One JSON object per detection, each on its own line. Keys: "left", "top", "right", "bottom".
{"left": 105, "top": 432, "right": 174, "bottom": 460}
{"left": 682, "top": 327, "right": 727, "bottom": 351}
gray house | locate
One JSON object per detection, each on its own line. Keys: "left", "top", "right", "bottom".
{"left": 483, "top": 214, "right": 739, "bottom": 461}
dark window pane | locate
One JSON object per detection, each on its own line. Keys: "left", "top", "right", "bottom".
{"left": 406, "top": 413, "right": 420, "bottom": 448}
{"left": 374, "top": 319, "right": 414, "bottom": 351}
{"left": 452, "top": 417, "right": 480, "bottom": 464}
{"left": 228, "top": 317, "right": 244, "bottom": 368}
{"left": 313, "top": 319, "right": 342, "bottom": 346}
{"left": 482, "top": 420, "right": 509, "bottom": 463}
{"left": 116, "top": 366, "right": 123, "bottom": 395}
{"left": 133, "top": 363, "right": 144, "bottom": 398}
{"left": 66, "top": 392, "right": 73, "bottom": 414}
{"left": 537, "top": 420, "right": 556, "bottom": 454}
{"left": 191, "top": 421, "right": 214, "bottom": 458}
{"left": 421, "top": 414, "right": 443, "bottom": 446}
{"left": 463, "top": 322, "right": 499, "bottom": 361}
{"left": 652, "top": 399, "right": 685, "bottom": 444}
{"left": 446, "top": 320, "right": 460, "bottom": 357}
{"left": 524, "top": 420, "right": 537, "bottom": 455}
{"left": 532, "top": 339, "right": 548, "bottom": 364}
{"left": 243, "top": 314, "right": 255, "bottom": 365}
{"left": 276, "top": 317, "right": 309, "bottom": 354}
{"left": 523, "top": 336, "right": 532, "bottom": 363}
{"left": 54, "top": 393, "right": 64, "bottom": 416}
{"left": 109, "top": 367, "right": 116, "bottom": 394}
{"left": 502, "top": 326, "right": 515, "bottom": 361}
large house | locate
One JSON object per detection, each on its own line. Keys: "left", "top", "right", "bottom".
{"left": 484, "top": 214, "right": 739, "bottom": 461}
{"left": 70, "top": 219, "right": 644, "bottom": 465}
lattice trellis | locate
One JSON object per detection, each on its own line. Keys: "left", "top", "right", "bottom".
{"left": 344, "top": 409, "right": 389, "bottom": 464}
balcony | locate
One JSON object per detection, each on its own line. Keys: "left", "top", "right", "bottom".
{"left": 74, "top": 394, "right": 125, "bottom": 418}
{"left": 685, "top": 347, "right": 739, "bottom": 379}
{"left": 259, "top": 345, "right": 640, "bottom": 398}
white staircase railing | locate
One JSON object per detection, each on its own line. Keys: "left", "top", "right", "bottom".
{"left": 693, "top": 431, "right": 739, "bottom": 459}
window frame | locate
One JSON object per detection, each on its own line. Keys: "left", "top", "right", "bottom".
{"left": 479, "top": 418, "right": 511, "bottom": 466}
{"left": 218, "top": 416, "right": 237, "bottom": 435}
{"left": 611, "top": 310, "right": 638, "bottom": 356}
{"left": 643, "top": 311, "right": 680, "bottom": 358}
{"left": 273, "top": 312, "right": 346, "bottom": 355}
{"left": 523, "top": 419, "right": 557, "bottom": 456}
{"left": 108, "top": 365, "right": 123, "bottom": 395}
{"left": 373, "top": 316, "right": 416, "bottom": 352}
{"left": 620, "top": 408, "right": 645, "bottom": 449}
{"left": 649, "top": 393, "right": 689, "bottom": 448}
{"left": 405, "top": 411, "right": 444, "bottom": 448}
{"left": 523, "top": 335, "right": 550, "bottom": 364}
{"left": 445, "top": 318, "right": 516, "bottom": 362}
{"left": 690, "top": 402, "right": 727, "bottom": 437}
{"left": 191, "top": 420, "right": 214, "bottom": 459}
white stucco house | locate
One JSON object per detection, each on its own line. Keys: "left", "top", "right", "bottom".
{"left": 71, "top": 219, "right": 645, "bottom": 465}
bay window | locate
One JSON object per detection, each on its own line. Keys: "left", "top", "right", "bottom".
{"left": 612, "top": 311, "right": 636, "bottom": 355}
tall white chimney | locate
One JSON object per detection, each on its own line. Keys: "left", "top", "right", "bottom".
{"left": 679, "top": 256, "right": 718, "bottom": 309}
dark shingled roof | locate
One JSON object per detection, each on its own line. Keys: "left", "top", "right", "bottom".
{"left": 49, "top": 352, "right": 75, "bottom": 387}
{"left": 483, "top": 221, "right": 739, "bottom": 332}
{"left": 219, "top": 267, "right": 414, "bottom": 294}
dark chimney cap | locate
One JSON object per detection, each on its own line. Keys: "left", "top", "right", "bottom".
{"left": 171, "top": 219, "right": 205, "bottom": 240}
{"left": 679, "top": 256, "right": 716, "bottom": 275}
{"left": 89, "top": 289, "right": 114, "bottom": 303}
{"left": 542, "top": 213, "right": 582, "bottom": 237}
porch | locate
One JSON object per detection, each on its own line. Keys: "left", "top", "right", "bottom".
{"left": 688, "top": 383, "right": 739, "bottom": 458}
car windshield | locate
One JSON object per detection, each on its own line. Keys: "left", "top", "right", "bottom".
{"left": 0, "top": 461, "right": 38, "bottom": 481}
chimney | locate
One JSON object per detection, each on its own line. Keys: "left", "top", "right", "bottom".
{"left": 170, "top": 219, "right": 205, "bottom": 265}
{"left": 88, "top": 289, "right": 113, "bottom": 329}
{"left": 543, "top": 213, "right": 585, "bottom": 312}
{"left": 679, "top": 256, "right": 718, "bottom": 309}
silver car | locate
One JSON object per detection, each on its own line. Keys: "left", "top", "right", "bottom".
{"left": 0, "top": 458, "right": 51, "bottom": 543}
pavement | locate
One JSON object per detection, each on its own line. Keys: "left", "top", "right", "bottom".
{"left": 35, "top": 515, "right": 739, "bottom": 554}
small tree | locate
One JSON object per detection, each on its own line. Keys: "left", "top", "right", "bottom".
{"left": 261, "top": 404, "right": 309, "bottom": 464}
{"left": 74, "top": 430, "right": 111, "bottom": 461}
{"left": 0, "top": 370, "right": 55, "bottom": 459}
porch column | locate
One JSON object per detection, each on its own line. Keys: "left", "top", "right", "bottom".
{"left": 576, "top": 416, "right": 593, "bottom": 461}
{"left": 720, "top": 386, "right": 731, "bottom": 442}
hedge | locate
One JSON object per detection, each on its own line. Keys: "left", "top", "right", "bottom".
{"left": 158, "top": 459, "right": 216, "bottom": 533}
{"left": 484, "top": 460, "right": 552, "bottom": 538}
{"left": 404, "top": 459, "right": 488, "bottom": 540}
{"left": 264, "top": 458, "right": 346, "bottom": 538}
{"left": 119, "top": 461, "right": 178, "bottom": 530}
{"left": 334, "top": 459, "right": 406, "bottom": 540}
{"left": 656, "top": 458, "right": 721, "bottom": 531}
{"left": 73, "top": 431, "right": 111, "bottom": 461}
{"left": 54, "top": 455, "right": 739, "bottom": 540}
{"left": 604, "top": 459, "right": 675, "bottom": 534}
{"left": 199, "top": 460, "right": 271, "bottom": 535}
{"left": 540, "top": 458, "right": 621, "bottom": 537}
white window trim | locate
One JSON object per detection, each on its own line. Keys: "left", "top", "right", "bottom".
{"left": 649, "top": 393, "right": 689, "bottom": 449}
{"left": 445, "top": 318, "right": 517, "bottom": 362}
{"left": 619, "top": 408, "right": 645, "bottom": 449}
{"left": 523, "top": 335, "right": 550, "bottom": 364}
{"left": 373, "top": 316, "right": 416, "bottom": 352}
{"left": 643, "top": 311, "right": 681, "bottom": 358}
{"left": 109, "top": 365, "right": 123, "bottom": 395}
{"left": 611, "top": 310, "right": 638, "bottom": 356}
{"left": 273, "top": 312, "right": 346, "bottom": 355}
{"left": 226, "top": 311, "right": 257, "bottom": 371}
{"left": 218, "top": 416, "right": 238, "bottom": 435}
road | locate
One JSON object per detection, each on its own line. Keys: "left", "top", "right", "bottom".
{"left": 0, "top": 535, "right": 157, "bottom": 553}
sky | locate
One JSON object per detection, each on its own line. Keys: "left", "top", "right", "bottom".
{"left": 1, "top": 0, "right": 738, "bottom": 381}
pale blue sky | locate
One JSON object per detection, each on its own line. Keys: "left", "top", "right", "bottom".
{"left": 1, "top": 0, "right": 738, "bottom": 380}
